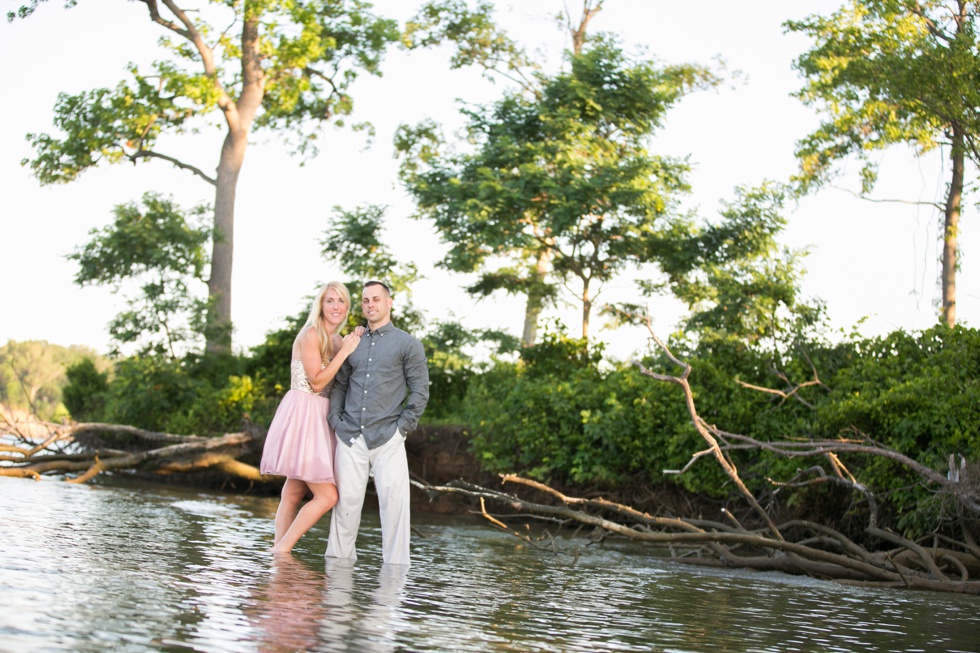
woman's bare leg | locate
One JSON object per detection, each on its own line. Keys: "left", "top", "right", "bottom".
{"left": 274, "top": 479, "right": 311, "bottom": 547}
{"left": 271, "top": 481, "right": 338, "bottom": 553}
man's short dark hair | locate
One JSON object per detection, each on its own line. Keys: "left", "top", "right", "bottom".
{"left": 364, "top": 280, "right": 391, "bottom": 296}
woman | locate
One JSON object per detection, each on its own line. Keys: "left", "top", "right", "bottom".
{"left": 260, "top": 281, "right": 362, "bottom": 553}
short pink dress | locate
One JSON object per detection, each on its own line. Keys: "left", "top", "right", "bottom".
{"left": 260, "top": 358, "right": 337, "bottom": 484}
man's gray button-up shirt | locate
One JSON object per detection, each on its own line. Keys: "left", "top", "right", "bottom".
{"left": 328, "top": 322, "right": 430, "bottom": 450}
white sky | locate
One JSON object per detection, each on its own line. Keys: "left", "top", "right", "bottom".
{"left": 1, "top": 1, "right": 974, "bottom": 362}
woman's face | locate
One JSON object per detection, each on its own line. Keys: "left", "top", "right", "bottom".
{"left": 321, "top": 287, "right": 348, "bottom": 329}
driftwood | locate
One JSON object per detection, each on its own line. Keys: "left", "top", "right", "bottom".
{"left": 414, "top": 474, "right": 980, "bottom": 594}
{"left": 0, "top": 412, "right": 270, "bottom": 484}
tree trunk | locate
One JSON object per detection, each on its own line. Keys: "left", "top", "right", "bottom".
{"left": 581, "top": 277, "right": 591, "bottom": 341}
{"left": 569, "top": 1, "right": 602, "bottom": 55}
{"left": 205, "top": 16, "right": 265, "bottom": 355}
{"left": 207, "top": 135, "right": 242, "bottom": 354}
{"left": 522, "top": 249, "right": 551, "bottom": 347}
{"left": 942, "top": 125, "right": 964, "bottom": 328}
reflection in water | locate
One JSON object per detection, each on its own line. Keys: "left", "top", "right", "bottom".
{"left": 1, "top": 476, "right": 979, "bottom": 653}
{"left": 252, "top": 554, "right": 327, "bottom": 653}
{"left": 364, "top": 563, "right": 409, "bottom": 651}
{"left": 319, "top": 560, "right": 409, "bottom": 652}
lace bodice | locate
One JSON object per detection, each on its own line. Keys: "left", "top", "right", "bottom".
{"left": 290, "top": 359, "right": 332, "bottom": 397}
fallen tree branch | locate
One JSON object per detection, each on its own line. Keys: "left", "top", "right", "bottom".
{"left": 408, "top": 310, "right": 980, "bottom": 595}
{"left": 409, "top": 475, "right": 980, "bottom": 594}
{"left": 0, "top": 415, "right": 271, "bottom": 485}
{"left": 631, "top": 322, "right": 784, "bottom": 541}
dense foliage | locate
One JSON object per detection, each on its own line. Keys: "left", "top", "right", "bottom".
{"left": 461, "top": 324, "right": 979, "bottom": 539}
{"left": 47, "top": 315, "right": 980, "bottom": 540}
{"left": 398, "top": 36, "right": 721, "bottom": 344}
{"left": 68, "top": 193, "right": 212, "bottom": 358}
{"left": 59, "top": 308, "right": 507, "bottom": 435}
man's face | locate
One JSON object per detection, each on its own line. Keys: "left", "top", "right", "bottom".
{"left": 361, "top": 284, "right": 393, "bottom": 327}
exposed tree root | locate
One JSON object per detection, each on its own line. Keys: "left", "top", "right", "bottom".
{"left": 0, "top": 411, "right": 269, "bottom": 483}
{"left": 411, "top": 475, "right": 980, "bottom": 595}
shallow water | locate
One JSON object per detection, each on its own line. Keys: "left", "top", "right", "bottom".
{"left": 1, "top": 475, "right": 978, "bottom": 652}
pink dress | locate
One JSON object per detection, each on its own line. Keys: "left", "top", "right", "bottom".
{"left": 260, "top": 358, "right": 337, "bottom": 484}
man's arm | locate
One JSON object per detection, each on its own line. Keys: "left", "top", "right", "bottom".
{"left": 328, "top": 359, "right": 352, "bottom": 430}
{"left": 396, "top": 338, "right": 430, "bottom": 435}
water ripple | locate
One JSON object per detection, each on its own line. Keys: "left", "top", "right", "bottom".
{"left": 2, "top": 476, "right": 979, "bottom": 652}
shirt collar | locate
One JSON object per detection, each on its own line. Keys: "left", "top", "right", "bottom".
{"left": 367, "top": 322, "right": 395, "bottom": 337}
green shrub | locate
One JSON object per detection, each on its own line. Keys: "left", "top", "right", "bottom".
{"left": 463, "top": 325, "right": 979, "bottom": 539}
{"left": 814, "top": 325, "right": 980, "bottom": 535}
{"left": 84, "top": 354, "right": 271, "bottom": 436}
{"left": 102, "top": 356, "right": 202, "bottom": 432}
{"left": 465, "top": 333, "right": 699, "bottom": 486}
{"left": 63, "top": 358, "right": 109, "bottom": 422}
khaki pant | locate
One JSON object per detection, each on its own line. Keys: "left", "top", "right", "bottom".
{"left": 325, "top": 430, "right": 411, "bottom": 566}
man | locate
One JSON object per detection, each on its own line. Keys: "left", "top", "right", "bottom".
{"left": 326, "top": 280, "right": 429, "bottom": 565}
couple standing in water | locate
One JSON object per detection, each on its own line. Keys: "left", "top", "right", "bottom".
{"left": 259, "top": 280, "right": 430, "bottom": 566}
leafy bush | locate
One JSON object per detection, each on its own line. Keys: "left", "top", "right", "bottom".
{"left": 814, "top": 325, "right": 980, "bottom": 534}
{"left": 819, "top": 325, "right": 980, "bottom": 461}
{"left": 63, "top": 358, "right": 109, "bottom": 422}
{"left": 465, "top": 332, "right": 703, "bottom": 485}
{"left": 64, "top": 354, "right": 273, "bottom": 436}
{"left": 101, "top": 357, "right": 203, "bottom": 432}
{"left": 462, "top": 324, "right": 979, "bottom": 539}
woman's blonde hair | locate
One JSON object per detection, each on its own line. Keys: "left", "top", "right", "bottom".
{"left": 300, "top": 281, "right": 351, "bottom": 363}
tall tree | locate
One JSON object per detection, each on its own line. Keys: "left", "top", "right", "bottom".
{"left": 12, "top": 0, "right": 400, "bottom": 353}
{"left": 787, "top": 0, "right": 980, "bottom": 327}
{"left": 398, "top": 32, "right": 719, "bottom": 343}
{"left": 397, "top": 0, "right": 584, "bottom": 346}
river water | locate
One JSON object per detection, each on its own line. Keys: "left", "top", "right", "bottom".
{"left": 1, "top": 475, "right": 978, "bottom": 653}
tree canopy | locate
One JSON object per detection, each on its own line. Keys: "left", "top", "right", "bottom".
{"left": 398, "top": 35, "right": 721, "bottom": 343}
{"left": 787, "top": 0, "right": 980, "bottom": 327}
{"left": 654, "top": 183, "right": 823, "bottom": 350}
{"left": 15, "top": 0, "right": 402, "bottom": 354}
{"left": 69, "top": 192, "right": 211, "bottom": 358}
{"left": 319, "top": 203, "right": 425, "bottom": 334}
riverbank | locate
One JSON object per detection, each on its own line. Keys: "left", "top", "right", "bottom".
{"left": 99, "top": 422, "right": 709, "bottom": 519}
{"left": 12, "top": 420, "right": 980, "bottom": 593}
{"left": 404, "top": 424, "right": 711, "bottom": 519}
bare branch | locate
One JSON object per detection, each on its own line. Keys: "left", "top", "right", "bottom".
{"left": 412, "top": 476, "right": 980, "bottom": 593}
{"left": 829, "top": 184, "right": 944, "bottom": 211}
{"left": 128, "top": 150, "right": 217, "bottom": 185}
{"left": 138, "top": 0, "right": 193, "bottom": 39}
{"left": 566, "top": 0, "right": 604, "bottom": 55}
{"left": 632, "top": 318, "right": 782, "bottom": 540}
{"left": 735, "top": 377, "right": 819, "bottom": 409}
{"left": 139, "top": 0, "right": 235, "bottom": 116}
